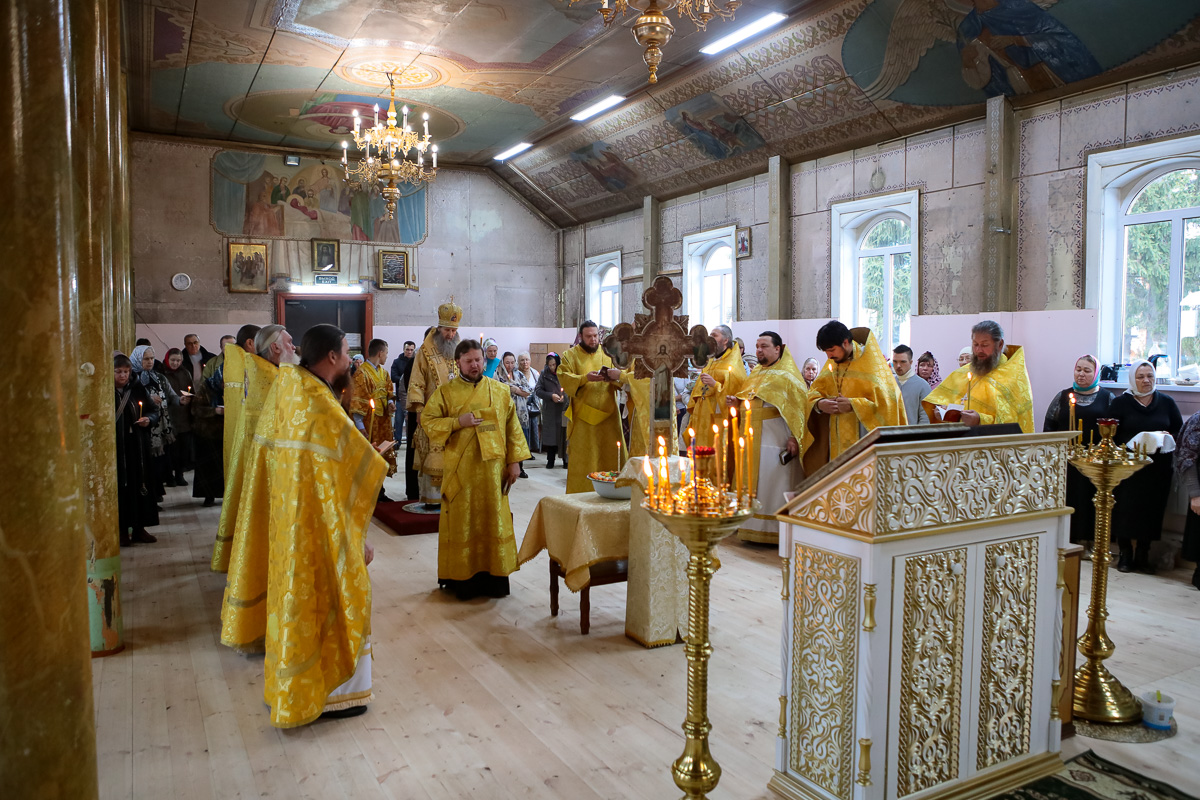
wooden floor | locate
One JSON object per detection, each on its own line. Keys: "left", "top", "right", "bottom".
{"left": 94, "top": 452, "right": 1200, "bottom": 799}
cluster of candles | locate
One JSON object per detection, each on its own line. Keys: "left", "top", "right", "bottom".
{"left": 1066, "top": 396, "right": 1154, "bottom": 457}
{"left": 640, "top": 399, "right": 759, "bottom": 517}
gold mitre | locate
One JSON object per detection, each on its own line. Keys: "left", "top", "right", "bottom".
{"left": 438, "top": 298, "right": 463, "bottom": 329}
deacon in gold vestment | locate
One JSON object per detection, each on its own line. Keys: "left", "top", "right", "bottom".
{"left": 807, "top": 322, "right": 906, "bottom": 469}
{"left": 686, "top": 324, "right": 747, "bottom": 449}
{"left": 212, "top": 325, "right": 291, "bottom": 572}
{"left": 559, "top": 320, "right": 622, "bottom": 493}
{"left": 734, "top": 332, "right": 813, "bottom": 544}
{"left": 620, "top": 358, "right": 678, "bottom": 459}
{"left": 220, "top": 324, "right": 261, "bottom": 473}
{"left": 352, "top": 338, "right": 398, "bottom": 490}
{"left": 923, "top": 319, "right": 1035, "bottom": 432}
{"left": 407, "top": 301, "right": 462, "bottom": 505}
{"left": 421, "top": 340, "right": 531, "bottom": 600}
{"left": 262, "top": 325, "right": 388, "bottom": 727}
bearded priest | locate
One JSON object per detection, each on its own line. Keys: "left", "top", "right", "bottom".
{"left": 407, "top": 301, "right": 462, "bottom": 507}
{"left": 421, "top": 339, "right": 531, "bottom": 600}
{"left": 261, "top": 324, "right": 388, "bottom": 727}
{"left": 923, "top": 319, "right": 1034, "bottom": 432}
{"left": 558, "top": 320, "right": 622, "bottom": 493}
{"left": 352, "top": 338, "right": 398, "bottom": 501}
{"left": 807, "top": 321, "right": 907, "bottom": 467}
{"left": 687, "top": 324, "right": 747, "bottom": 450}
{"left": 733, "top": 331, "right": 812, "bottom": 544}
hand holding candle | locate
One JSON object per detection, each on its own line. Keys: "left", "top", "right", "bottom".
{"left": 1069, "top": 392, "right": 1076, "bottom": 432}
{"left": 966, "top": 372, "right": 973, "bottom": 411}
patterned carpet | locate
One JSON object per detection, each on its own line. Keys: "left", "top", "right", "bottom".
{"left": 994, "top": 751, "right": 1197, "bottom": 800}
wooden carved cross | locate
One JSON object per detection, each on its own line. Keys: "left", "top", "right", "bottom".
{"left": 603, "top": 275, "right": 716, "bottom": 422}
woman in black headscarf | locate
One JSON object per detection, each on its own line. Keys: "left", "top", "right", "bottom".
{"left": 535, "top": 353, "right": 569, "bottom": 470}
{"left": 114, "top": 354, "right": 160, "bottom": 545}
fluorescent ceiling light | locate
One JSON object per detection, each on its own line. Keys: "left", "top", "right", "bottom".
{"left": 700, "top": 13, "right": 787, "bottom": 55}
{"left": 494, "top": 142, "right": 533, "bottom": 161}
{"left": 571, "top": 94, "right": 626, "bottom": 122}
{"left": 289, "top": 283, "right": 364, "bottom": 294}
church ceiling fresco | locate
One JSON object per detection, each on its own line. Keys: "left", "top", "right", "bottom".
{"left": 125, "top": 0, "right": 1200, "bottom": 226}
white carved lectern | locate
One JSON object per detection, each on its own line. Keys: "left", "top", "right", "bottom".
{"left": 770, "top": 427, "right": 1074, "bottom": 800}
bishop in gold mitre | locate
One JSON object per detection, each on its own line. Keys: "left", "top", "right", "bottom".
{"left": 807, "top": 322, "right": 907, "bottom": 467}
{"left": 686, "top": 323, "right": 747, "bottom": 450}
{"left": 733, "top": 331, "right": 812, "bottom": 544}
{"left": 211, "top": 325, "right": 290, "bottom": 573}
{"left": 559, "top": 319, "right": 622, "bottom": 493}
{"left": 923, "top": 319, "right": 1034, "bottom": 432}
{"left": 421, "top": 339, "right": 531, "bottom": 600}
{"left": 262, "top": 324, "right": 388, "bottom": 728}
{"left": 407, "top": 300, "right": 462, "bottom": 506}
{"left": 351, "top": 337, "right": 398, "bottom": 498}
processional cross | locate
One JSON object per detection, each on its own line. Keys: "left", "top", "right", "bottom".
{"left": 603, "top": 275, "right": 716, "bottom": 449}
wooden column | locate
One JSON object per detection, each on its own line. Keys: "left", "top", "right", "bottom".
{"left": 73, "top": 0, "right": 124, "bottom": 656}
{"left": 0, "top": 0, "right": 99, "bottom": 796}
{"left": 642, "top": 195, "right": 661, "bottom": 293}
{"left": 982, "top": 95, "right": 1017, "bottom": 312}
{"left": 767, "top": 155, "right": 793, "bottom": 320}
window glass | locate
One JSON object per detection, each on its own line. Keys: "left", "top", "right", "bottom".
{"left": 1129, "top": 168, "right": 1200, "bottom": 215}
{"left": 1122, "top": 220, "right": 1171, "bottom": 361}
{"left": 862, "top": 217, "right": 911, "bottom": 248}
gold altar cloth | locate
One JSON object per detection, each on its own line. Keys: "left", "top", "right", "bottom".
{"left": 518, "top": 493, "right": 630, "bottom": 592}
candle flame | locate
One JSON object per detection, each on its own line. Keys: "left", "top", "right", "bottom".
{"left": 739, "top": 436, "right": 745, "bottom": 447}
{"left": 643, "top": 458, "right": 652, "bottom": 476}
{"left": 688, "top": 427, "right": 695, "bottom": 438}
{"left": 657, "top": 435, "right": 665, "bottom": 446}
{"left": 730, "top": 407, "right": 737, "bottom": 419}
{"left": 968, "top": 372, "right": 972, "bottom": 381}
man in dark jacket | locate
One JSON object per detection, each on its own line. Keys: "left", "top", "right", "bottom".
{"left": 391, "top": 340, "right": 417, "bottom": 500}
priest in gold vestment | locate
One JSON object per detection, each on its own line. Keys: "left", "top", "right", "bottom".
{"left": 352, "top": 338, "right": 398, "bottom": 499}
{"left": 261, "top": 324, "right": 388, "bottom": 727}
{"left": 923, "top": 319, "right": 1035, "bottom": 432}
{"left": 212, "top": 325, "right": 290, "bottom": 572}
{"left": 807, "top": 322, "right": 906, "bottom": 469}
{"left": 620, "top": 358, "right": 678, "bottom": 459}
{"left": 421, "top": 339, "right": 531, "bottom": 600}
{"left": 559, "top": 320, "right": 622, "bottom": 493}
{"left": 686, "top": 324, "right": 747, "bottom": 449}
{"left": 220, "top": 324, "right": 261, "bottom": 473}
{"left": 407, "top": 302, "right": 462, "bottom": 506}
{"left": 734, "top": 332, "right": 813, "bottom": 543}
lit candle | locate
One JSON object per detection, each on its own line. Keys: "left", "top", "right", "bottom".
{"left": 644, "top": 457, "right": 655, "bottom": 507}
{"left": 374, "top": 103, "right": 379, "bottom": 126}
{"left": 966, "top": 372, "right": 973, "bottom": 411}
{"left": 660, "top": 457, "right": 669, "bottom": 511}
{"left": 402, "top": 104, "right": 409, "bottom": 129}
{"left": 688, "top": 427, "right": 698, "bottom": 510}
{"left": 713, "top": 423, "right": 721, "bottom": 489}
{"left": 342, "top": 141, "right": 348, "bottom": 165}
{"left": 1069, "top": 392, "right": 1075, "bottom": 432}
{"left": 423, "top": 111, "right": 429, "bottom": 137}
{"left": 137, "top": 400, "right": 142, "bottom": 420}
{"left": 432, "top": 144, "right": 438, "bottom": 169}
{"left": 722, "top": 419, "right": 730, "bottom": 493}
{"left": 352, "top": 109, "right": 360, "bottom": 134}
{"left": 616, "top": 440, "right": 622, "bottom": 469}
{"left": 737, "top": 436, "right": 746, "bottom": 506}
{"left": 748, "top": 424, "right": 755, "bottom": 502}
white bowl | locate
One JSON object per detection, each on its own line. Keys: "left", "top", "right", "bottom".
{"left": 590, "top": 478, "right": 631, "bottom": 500}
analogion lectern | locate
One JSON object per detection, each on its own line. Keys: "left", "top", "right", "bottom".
{"left": 770, "top": 425, "right": 1075, "bottom": 800}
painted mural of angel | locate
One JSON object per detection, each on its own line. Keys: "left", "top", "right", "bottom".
{"left": 859, "top": 0, "right": 1102, "bottom": 101}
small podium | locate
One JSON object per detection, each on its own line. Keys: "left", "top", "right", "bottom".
{"left": 770, "top": 426, "right": 1074, "bottom": 800}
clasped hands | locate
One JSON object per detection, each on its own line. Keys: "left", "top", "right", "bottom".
{"left": 817, "top": 396, "right": 854, "bottom": 415}
{"left": 586, "top": 368, "right": 621, "bottom": 382}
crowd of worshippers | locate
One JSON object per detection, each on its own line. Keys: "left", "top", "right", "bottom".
{"left": 111, "top": 307, "right": 1200, "bottom": 728}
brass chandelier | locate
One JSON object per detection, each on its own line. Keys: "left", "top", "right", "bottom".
{"left": 566, "top": 0, "right": 740, "bottom": 83}
{"left": 341, "top": 74, "right": 438, "bottom": 220}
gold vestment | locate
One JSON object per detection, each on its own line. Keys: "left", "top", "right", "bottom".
{"left": 421, "top": 377, "right": 531, "bottom": 580}
{"left": 351, "top": 359, "right": 397, "bottom": 477}
{"left": 261, "top": 365, "right": 387, "bottom": 728}
{"left": 559, "top": 344, "right": 621, "bottom": 493}
{"left": 686, "top": 344, "right": 747, "bottom": 449}
{"left": 406, "top": 331, "right": 454, "bottom": 500}
{"left": 923, "top": 345, "right": 1035, "bottom": 433}
{"left": 621, "top": 361, "right": 678, "bottom": 459}
{"left": 221, "top": 343, "right": 247, "bottom": 473}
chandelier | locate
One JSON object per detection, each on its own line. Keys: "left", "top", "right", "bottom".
{"left": 565, "top": 0, "right": 739, "bottom": 83}
{"left": 341, "top": 74, "right": 438, "bottom": 220}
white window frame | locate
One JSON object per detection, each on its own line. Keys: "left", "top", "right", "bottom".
{"left": 830, "top": 190, "right": 919, "bottom": 352}
{"left": 1086, "top": 134, "right": 1200, "bottom": 366}
{"left": 682, "top": 225, "right": 737, "bottom": 328}
{"left": 585, "top": 250, "right": 622, "bottom": 329}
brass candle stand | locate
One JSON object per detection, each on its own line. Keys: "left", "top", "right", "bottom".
{"left": 645, "top": 469, "right": 756, "bottom": 799}
{"left": 1068, "top": 418, "right": 1150, "bottom": 724}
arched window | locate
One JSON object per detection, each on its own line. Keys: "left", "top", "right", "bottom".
{"left": 830, "top": 191, "right": 919, "bottom": 353}
{"left": 1117, "top": 168, "right": 1200, "bottom": 371}
{"left": 683, "top": 226, "right": 737, "bottom": 329}
{"left": 585, "top": 250, "right": 621, "bottom": 329}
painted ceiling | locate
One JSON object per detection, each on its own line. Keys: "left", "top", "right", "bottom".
{"left": 126, "top": 0, "right": 1200, "bottom": 226}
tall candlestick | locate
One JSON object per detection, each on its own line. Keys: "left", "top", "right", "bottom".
{"left": 1069, "top": 392, "right": 1076, "bottom": 432}
{"left": 966, "top": 372, "right": 973, "bottom": 411}
{"left": 737, "top": 437, "right": 746, "bottom": 506}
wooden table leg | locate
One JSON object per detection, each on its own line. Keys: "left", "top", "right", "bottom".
{"left": 580, "top": 586, "right": 590, "bottom": 635}
{"left": 550, "top": 561, "right": 559, "bottom": 617}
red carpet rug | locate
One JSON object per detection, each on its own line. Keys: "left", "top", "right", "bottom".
{"left": 372, "top": 501, "right": 440, "bottom": 536}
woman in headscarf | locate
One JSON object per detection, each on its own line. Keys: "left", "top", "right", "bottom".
{"left": 114, "top": 353, "right": 160, "bottom": 545}
{"left": 162, "top": 347, "right": 195, "bottom": 487}
{"left": 1173, "top": 410, "right": 1200, "bottom": 590}
{"left": 130, "top": 344, "right": 180, "bottom": 501}
{"left": 957, "top": 346, "right": 972, "bottom": 368}
{"left": 1043, "top": 354, "right": 1115, "bottom": 558}
{"left": 1111, "top": 359, "right": 1183, "bottom": 573}
{"left": 917, "top": 351, "right": 940, "bottom": 389}
{"left": 482, "top": 338, "right": 501, "bottom": 379}
{"left": 535, "top": 353, "right": 569, "bottom": 470}
{"left": 497, "top": 351, "right": 531, "bottom": 478}
{"left": 515, "top": 352, "right": 541, "bottom": 454}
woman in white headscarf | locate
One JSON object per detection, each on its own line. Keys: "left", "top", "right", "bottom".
{"left": 957, "top": 346, "right": 972, "bottom": 368}
{"left": 1111, "top": 359, "right": 1182, "bottom": 573}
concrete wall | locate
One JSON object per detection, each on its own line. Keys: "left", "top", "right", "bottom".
{"left": 131, "top": 138, "right": 560, "bottom": 330}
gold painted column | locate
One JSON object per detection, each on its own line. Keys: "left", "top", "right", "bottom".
{"left": 73, "top": 0, "right": 124, "bottom": 656}
{"left": 110, "top": 0, "right": 134, "bottom": 351}
{"left": 0, "top": 0, "right": 100, "bottom": 796}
